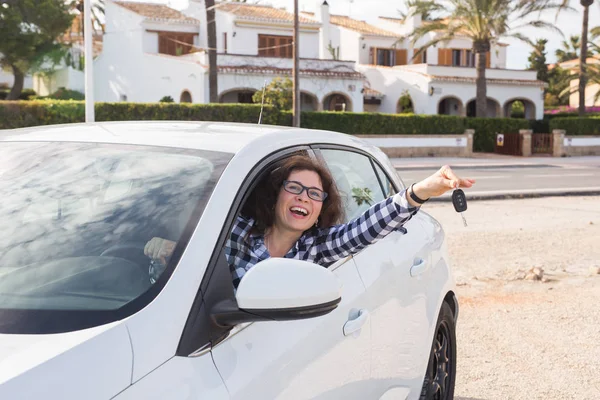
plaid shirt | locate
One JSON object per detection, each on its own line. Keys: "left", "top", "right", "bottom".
{"left": 225, "top": 189, "right": 420, "bottom": 288}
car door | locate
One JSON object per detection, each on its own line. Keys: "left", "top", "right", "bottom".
{"left": 317, "top": 147, "right": 431, "bottom": 399}
{"left": 205, "top": 150, "right": 373, "bottom": 400}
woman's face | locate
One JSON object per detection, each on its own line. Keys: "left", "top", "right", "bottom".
{"left": 273, "top": 169, "right": 324, "bottom": 233}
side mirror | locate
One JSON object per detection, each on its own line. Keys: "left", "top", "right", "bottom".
{"left": 211, "top": 258, "right": 341, "bottom": 327}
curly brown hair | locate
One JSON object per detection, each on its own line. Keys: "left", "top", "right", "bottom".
{"left": 242, "top": 154, "right": 344, "bottom": 233}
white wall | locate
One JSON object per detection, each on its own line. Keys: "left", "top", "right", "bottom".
{"left": 359, "top": 64, "right": 544, "bottom": 119}
{"left": 338, "top": 28, "right": 361, "bottom": 63}
{"left": 569, "top": 80, "right": 600, "bottom": 107}
{"left": 33, "top": 67, "right": 84, "bottom": 96}
{"left": 359, "top": 66, "right": 431, "bottom": 114}
{"left": 218, "top": 72, "right": 363, "bottom": 112}
{"left": 216, "top": 19, "right": 320, "bottom": 58}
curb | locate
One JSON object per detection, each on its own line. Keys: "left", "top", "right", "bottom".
{"left": 395, "top": 164, "right": 559, "bottom": 171}
{"left": 428, "top": 189, "right": 600, "bottom": 202}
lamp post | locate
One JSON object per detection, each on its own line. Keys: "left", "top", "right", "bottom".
{"left": 292, "top": 0, "right": 300, "bottom": 127}
{"left": 84, "top": 0, "right": 95, "bottom": 122}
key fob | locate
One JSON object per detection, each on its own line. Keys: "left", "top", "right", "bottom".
{"left": 452, "top": 189, "right": 467, "bottom": 212}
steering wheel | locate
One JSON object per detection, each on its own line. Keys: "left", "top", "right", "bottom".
{"left": 101, "top": 242, "right": 168, "bottom": 284}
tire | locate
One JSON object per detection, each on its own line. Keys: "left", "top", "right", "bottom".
{"left": 419, "top": 302, "right": 457, "bottom": 400}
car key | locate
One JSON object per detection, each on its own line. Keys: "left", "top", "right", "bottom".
{"left": 452, "top": 188, "right": 468, "bottom": 227}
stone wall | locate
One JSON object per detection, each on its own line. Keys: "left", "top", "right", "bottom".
{"left": 355, "top": 130, "right": 474, "bottom": 158}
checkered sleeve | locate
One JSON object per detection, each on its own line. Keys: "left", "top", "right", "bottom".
{"left": 224, "top": 215, "right": 255, "bottom": 289}
{"left": 314, "top": 189, "right": 420, "bottom": 264}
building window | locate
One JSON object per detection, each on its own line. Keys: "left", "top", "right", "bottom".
{"left": 157, "top": 31, "right": 196, "bottom": 56}
{"left": 370, "top": 48, "right": 407, "bottom": 66}
{"left": 439, "top": 48, "right": 489, "bottom": 67}
{"left": 377, "top": 49, "right": 394, "bottom": 66}
{"left": 223, "top": 32, "right": 227, "bottom": 54}
{"left": 452, "top": 49, "right": 462, "bottom": 66}
{"left": 258, "top": 34, "right": 293, "bottom": 58}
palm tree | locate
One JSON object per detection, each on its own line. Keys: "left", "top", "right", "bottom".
{"left": 560, "top": 0, "right": 598, "bottom": 115}
{"left": 591, "top": 26, "right": 600, "bottom": 54}
{"left": 71, "top": 0, "right": 105, "bottom": 36}
{"left": 206, "top": 0, "right": 218, "bottom": 103}
{"left": 555, "top": 35, "right": 585, "bottom": 62}
{"left": 404, "top": 0, "right": 569, "bottom": 118}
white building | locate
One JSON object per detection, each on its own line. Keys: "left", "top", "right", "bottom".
{"left": 86, "top": 0, "right": 545, "bottom": 119}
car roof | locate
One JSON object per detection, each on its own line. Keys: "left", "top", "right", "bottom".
{"left": 0, "top": 121, "right": 370, "bottom": 155}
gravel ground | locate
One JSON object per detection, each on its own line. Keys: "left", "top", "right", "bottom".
{"left": 423, "top": 196, "right": 600, "bottom": 400}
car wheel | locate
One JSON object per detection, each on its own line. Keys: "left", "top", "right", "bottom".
{"left": 419, "top": 302, "right": 456, "bottom": 400}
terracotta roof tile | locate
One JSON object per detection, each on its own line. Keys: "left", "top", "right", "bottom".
{"left": 218, "top": 64, "right": 363, "bottom": 80}
{"left": 330, "top": 15, "right": 397, "bottom": 37}
{"left": 429, "top": 75, "right": 546, "bottom": 87}
{"left": 378, "top": 16, "right": 404, "bottom": 24}
{"left": 363, "top": 87, "right": 384, "bottom": 98}
{"left": 114, "top": 1, "right": 198, "bottom": 24}
{"left": 217, "top": 3, "right": 319, "bottom": 24}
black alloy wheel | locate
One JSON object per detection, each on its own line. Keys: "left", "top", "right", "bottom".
{"left": 420, "top": 302, "right": 456, "bottom": 400}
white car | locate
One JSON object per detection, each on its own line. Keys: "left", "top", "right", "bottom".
{"left": 0, "top": 121, "right": 457, "bottom": 400}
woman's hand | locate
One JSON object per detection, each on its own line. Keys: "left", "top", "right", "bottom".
{"left": 144, "top": 237, "right": 176, "bottom": 264}
{"left": 412, "top": 165, "right": 476, "bottom": 200}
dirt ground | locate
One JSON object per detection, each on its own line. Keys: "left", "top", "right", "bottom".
{"left": 423, "top": 196, "right": 600, "bottom": 400}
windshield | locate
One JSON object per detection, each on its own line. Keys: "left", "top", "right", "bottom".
{"left": 0, "top": 142, "right": 231, "bottom": 334}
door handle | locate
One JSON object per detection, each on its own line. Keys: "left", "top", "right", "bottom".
{"left": 343, "top": 308, "right": 370, "bottom": 337}
{"left": 410, "top": 257, "right": 430, "bottom": 277}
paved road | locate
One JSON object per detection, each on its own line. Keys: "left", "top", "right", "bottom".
{"left": 391, "top": 155, "right": 600, "bottom": 200}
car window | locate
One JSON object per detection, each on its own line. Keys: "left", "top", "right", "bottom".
{"left": 373, "top": 162, "right": 396, "bottom": 198}
{"left": 0, "top": 142, "right": 231, "bottom": 334}
{"left": 319, "top": 149, "right": 386, "bottom": 222}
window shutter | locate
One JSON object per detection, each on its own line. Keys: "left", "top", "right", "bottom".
{"left": 438, "top": 48, "right": 451, "bottom": 66}
{"left": 370, "top": 47, "right": 377, "bottom": 64}
{"left": 395, "top": 49, "right": 407, "bottom": 65}
{"left": 258, "top": 35, "right": 266, "bottom": 56}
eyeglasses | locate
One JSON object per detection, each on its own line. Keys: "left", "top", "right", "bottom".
{"left": 283, "top": 180, "right": 328, "bottom": 202}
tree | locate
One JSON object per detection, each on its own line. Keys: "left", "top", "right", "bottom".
{"left": 205, "top": 0, "right": 218, "bottom": 102}
{"left": 556, "top": 35, "right": 583, "bottom": 62}
{"left": 0, "top": 0, "right": 74, "bottom": 100}
{"left": 547, "top": 66, "right": 571, "bottom": 106}
{"left": 252, "top": 77, "right": 292, "bottom": 109}
{"left": 561, "top": 0, "right": 596, "bottom": 115}
{"left": 590, "top": 26, "right": 600, "bottom": 54}
{"left": 69, "top": 0, "right": 105, "bottom": 36}
{"left": 405, "top": 0, "right": 569, "bottom": 118}
{"left": 528, "top": 39, "right": 549, "bottom": 82}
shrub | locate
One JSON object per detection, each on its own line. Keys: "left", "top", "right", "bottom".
{"left": 549, "top": 117, "right": 600, "bottom": 135}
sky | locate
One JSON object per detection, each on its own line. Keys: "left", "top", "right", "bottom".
{"left": 158, "top": 0, "right": 600, "bottom": 69}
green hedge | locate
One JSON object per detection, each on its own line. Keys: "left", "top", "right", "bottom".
{"left": 0, "top": 101, "right": 282, "bottom": 129}
{"left": 466, "top": 118, "right": 531, "bottom": 153}
{"left": 299, "top": 112, "right": 466, "bottom": 135}
{"left": 0, "top": 100, "right": 542, "bottom": 152}
{"left": 549, "top": 117, "right": 600, "bottom": 135}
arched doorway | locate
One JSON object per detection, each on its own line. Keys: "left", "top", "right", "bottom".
{"left": 219, "top": 88, "right": 257, "bottom": 104}
{"left": 301, "top": 92, "right": 318, "bottom": 111}
{"left": 438, "top": 97, "right": 464, "bottom": 116}
{"left": 503, "top": 98, "right": 536, "bottom": 120}
{"left": 323, "top": 93, "right": 352, "bottom": 112}
{"left": 466, "top": 98, "right": 501, "bottom": 117}
{"left": 180, "top": 90, "right": 192, "bottom": 103}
